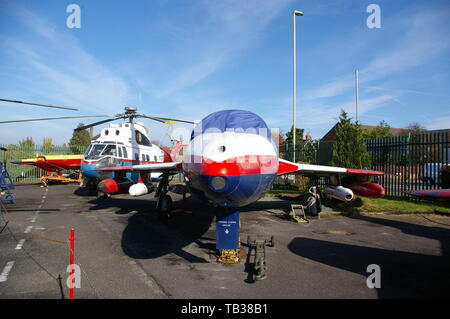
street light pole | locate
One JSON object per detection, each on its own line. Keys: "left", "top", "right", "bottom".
{"left": 292, "top": 10, "right": 303, "bottom": 163}
{"left": 355, "top": 69, "right": 359, "bottom": 123}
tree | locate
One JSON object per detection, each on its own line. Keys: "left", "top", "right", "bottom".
{"left": 19, "top": 137, "right": 35, "bottom": 157}
{"left": 19, "top": 136, "right": 34, "bottom": 148}
{"left": 43, "top": 137, "right": 53, "bottom": 149}
{"left": 363, "top": 120, "right": 393, "bottom": 139}
{"left": 331, "top": 110, "right": 371, "bottom": 169}
{"left": 302, "top": 133, "right": 316, "bottom": 164}
{"left": 404, "top": 122, "right": 427, "bottom": 135}
{"left": 69, "top": 123, "right": 91, "bottom": 154}
{"left": 285, "top": 126, "right": 304, "bottom": 149}
{"left": 284, "top": 126, "right": 305, "bottom": 162}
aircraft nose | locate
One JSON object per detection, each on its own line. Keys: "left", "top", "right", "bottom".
{"left": 201, "top": 160, "right": 241, "bottom": 176}
{"left": 81, "top": 161, "right": 96, "bottom": 178}
{"left": 198, "top": 160, "right": 240, "bottom": 194}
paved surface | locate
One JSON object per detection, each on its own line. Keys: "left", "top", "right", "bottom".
{"left": 1, "top": 183, "right": 450, "bottom": 299}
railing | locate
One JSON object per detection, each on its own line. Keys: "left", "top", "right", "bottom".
{"left": 3, "top": 132, "right": 450, "bottom": 199}
{"left": 365, "top": 132, "right": 449, "bottom": 197}
{"left": 279, "top": 131, "right": 450, "bottom": 198}
{"left": 0, "top": 144, "right": 88, "bottom": 183}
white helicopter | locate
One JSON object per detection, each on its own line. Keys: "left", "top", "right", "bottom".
{"left": 79, "top": 106, "right": 192, "bottom": 196}
{"left": 0, "top": 99, "right": 194, "bottom": 199}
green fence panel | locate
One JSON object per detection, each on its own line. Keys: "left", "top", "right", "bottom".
{"left": 0, "top": 144, "right": 88, "bottom": 183}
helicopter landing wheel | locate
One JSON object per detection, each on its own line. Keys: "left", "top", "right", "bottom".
{"left": 97, "top": 192, "right": 111, "bottom": 200}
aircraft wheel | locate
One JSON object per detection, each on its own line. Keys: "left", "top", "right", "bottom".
{"left": 159, "top": 194, "right": 173, "bottom": 214}
{"left": 306, "top": 195, "right": 318, "bottom": 216}
{"left": 80, "top": 178, "right": 87, "bottom": 188}
{"left": 97, "top": 192, "right": 110, "bottom": 200}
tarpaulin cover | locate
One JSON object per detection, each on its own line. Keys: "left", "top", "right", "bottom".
{"left": 191, "top": 110, "right": 271, "bottom": 141}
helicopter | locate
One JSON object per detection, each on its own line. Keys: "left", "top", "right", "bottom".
{"left": 76, "top": 105, "right": 194, "bottom": 194}
{"left": 0, "top": 98, "right": 194, "bottom": 192}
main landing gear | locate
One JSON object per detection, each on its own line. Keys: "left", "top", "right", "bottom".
{"left": 155, "top": 173, "right": 173, "bottom": 215}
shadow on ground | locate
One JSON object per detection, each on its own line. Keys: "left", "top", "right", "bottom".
{"left": 121, "top": 196, "right": 215, "bottom": 262}
{"left": 83, "top": 192, "right": 216, "bottom": 263}
{"left": 288, "top": 215, "right": 450, "bottom": 298}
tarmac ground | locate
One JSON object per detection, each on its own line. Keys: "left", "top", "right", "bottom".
{"left": 1, "top": 183, "right": 450, "bottom": 299}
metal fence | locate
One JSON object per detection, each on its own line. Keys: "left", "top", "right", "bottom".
{"left": 3, "top": 132, "right": 450, "bottom": 197}
{"left": 0, "top": 144, "right": 88, "bottom": 183}
{"left": 279, "top": 131, "right": 450, "bottom": 198}
{"left": 365, "top": 132, "right": 449, "bottom": 197}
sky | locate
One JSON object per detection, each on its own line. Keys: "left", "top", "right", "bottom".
{"left": 0, "top": 0, "right": 449, "bottom": 145}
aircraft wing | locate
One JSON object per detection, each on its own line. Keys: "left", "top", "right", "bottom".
{"left": 277, "top": 158, "right": 385, "bottom": 199}
{"left": 11, "top": 155, "right": 83, "bottom": 172}
{"left": 277, "top": 158, "right": 384, "bottom": 177}
{"left": 100, "top": 162, "right": 182, "bottom": 174}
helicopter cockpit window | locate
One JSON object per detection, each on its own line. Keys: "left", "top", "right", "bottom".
{"left": 101, "top": 144, "right": 117, "bottom": 156}
{"left": 135, "top": 130, "right": 151, "bottom": 146}
{"left": 85, "top": 144, "right": 106, "bottom": 159}
{"left": 84, "top": 145, "right": 93, "bottom": 156}
{"left": 85, "top": 144, "right": 117, "bottom": 159}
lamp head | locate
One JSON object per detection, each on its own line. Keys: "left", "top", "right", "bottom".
{"left": 293, "top": 10, "right": 304, "bottom": 16}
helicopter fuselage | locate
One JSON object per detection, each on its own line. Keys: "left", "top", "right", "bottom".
{"left": 81, "top": 121, "right": 170, "bottom": 187}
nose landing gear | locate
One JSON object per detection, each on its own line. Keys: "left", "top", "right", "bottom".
{"left": 215, "top": 206, "right": 241, "bottom": 264}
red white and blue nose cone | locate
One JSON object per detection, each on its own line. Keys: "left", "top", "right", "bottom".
{"left": 183, "top": 110, "right": 279, "bottom": 207}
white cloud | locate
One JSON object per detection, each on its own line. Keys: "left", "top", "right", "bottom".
{"left": 362, "top": 11, "right": 450, "bottom": 77}
{"left": 1, "top": 4, "right": 132, "bottom": 114}
{"left": 132, "top": 0, "right": 295, "bottom": 98}
{"left": 303, "top": 8, "right": 450, "bottom": 103}
{"left": 0, "top": 3, "right": 135, "bottom": 144}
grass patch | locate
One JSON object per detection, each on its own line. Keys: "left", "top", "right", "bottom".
{"left": 337, "top": 196, "right": 450, "bottom": 214}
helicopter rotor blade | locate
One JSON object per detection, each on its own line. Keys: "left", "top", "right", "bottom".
{"left": 139, "top": 115, "right": 170, "bottom": 124}
{"left": 0, "top": 98, "right": 79, "bottom": 111}
{"left": 74, "top": 118, "right": 122, "bottom": 131}
{"left": 0, "top": 115, "right": 113, "bottom": 124}
{"left": 140, "top": 114, "right": 195, "bottom": 124}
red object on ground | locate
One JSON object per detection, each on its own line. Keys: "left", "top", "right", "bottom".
{"left": 348, "top": 182, "right": 386, "bottom": 198}
{"left": 97, "top": 178, "right": 134, "bottom": 194}
{"left": 68, "top": 229, "right": 75, "bottom": 299}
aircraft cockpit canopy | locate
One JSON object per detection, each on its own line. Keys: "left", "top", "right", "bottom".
{"left": 84, "top": 143, "right": 117, "bottom": 159}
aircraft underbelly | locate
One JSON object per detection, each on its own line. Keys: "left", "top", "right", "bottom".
{"left": 190, "top": 173, "right": 276, "bottom": 207}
